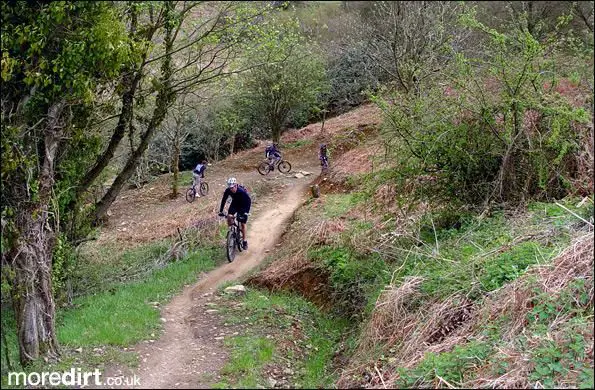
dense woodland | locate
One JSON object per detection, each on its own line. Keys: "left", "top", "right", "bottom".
{"left": 1, "top": 1, "right": 593, "bottom": 387}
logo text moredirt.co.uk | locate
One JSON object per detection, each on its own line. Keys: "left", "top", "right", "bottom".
{"left": 7, "top": 368, "right": 140, "bottom": 387}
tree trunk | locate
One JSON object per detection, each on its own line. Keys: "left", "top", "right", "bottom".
{"left": 10, "top": 101, "right": 65, "bottom": 366}
{"left": 271, "top": 124, "right": 281, "bottom": 144}
{"left": 93, "top": 92, "right": 172, "bottom": 223}
{"left": 65, "top": 4, "right": 148, "bottom": 230}
{"left": 320, "top": 109, "right": 327, "bottom": 135}
{"left": 73, "top": 71, "right": 140, "bottom": 203}
{"left": 11, "top": 210, "right": 60, "bottom": 367}
{"left": 171, "top": 134, "right": 180, "bottom": 198}
{"left": 93, "top": 0, "right": 176, "bottom": 224}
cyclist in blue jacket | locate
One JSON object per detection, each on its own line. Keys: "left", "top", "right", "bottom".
{"left": 265, "top": 142, "right": 281, "bottom": 166}
{"left": 192, "top": 160, "right": 207, "bottom": 197}
{"left": 218, "top": 177, "right": 252, "bottom": 250}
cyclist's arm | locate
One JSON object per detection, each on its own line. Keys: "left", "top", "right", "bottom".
{"left": 239, "top": 188, "right": 252, "bottom": 212}
{"left": 245, "top": 192, "right": 252, "bottom": 211}
{"left": 219, "top": 189, "right": 230, "bottom": 213}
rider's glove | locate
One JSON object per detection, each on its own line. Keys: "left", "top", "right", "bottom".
{"left": 218, "top": 212, "right": 225, "bottom": 217}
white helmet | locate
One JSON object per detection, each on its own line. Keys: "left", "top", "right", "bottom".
{"left": 227, "top": 177, "right": 237, "bottom": 187}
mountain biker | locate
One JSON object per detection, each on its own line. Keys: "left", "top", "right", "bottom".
{"left": 218, "top": 177, "right": 252, "bottom": 250}
{"left": 319, "top": 144, "right": 329, "bottom": 169}
{"left": 192, "top": 159, "right": 207, "bottom": 197}
{"left": 265, "top": 142, "right": 281, "bottom": 166}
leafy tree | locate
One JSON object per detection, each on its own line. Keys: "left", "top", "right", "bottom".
{"left": 373, "top": 5, "right": 592, "bottom": 205}
{"left": 64, "top": 1, "right": 272, "bottom": 226}
{"left": 233, "top": 16, "right": 329, "bottom": 143}
{"left": 1, "top": 1, "right": 132, "bottom": 366}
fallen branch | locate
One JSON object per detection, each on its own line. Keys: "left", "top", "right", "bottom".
{"left": 555, "top": 202, "right": 593, "bottom": 227}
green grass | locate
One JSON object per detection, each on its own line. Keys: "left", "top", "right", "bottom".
{"left": 73, "top": 239, "right": 172, "bottom": 297}
{"left": 58, "top": 249, "right": 219, "bottom": 347}
{"left": 1, "top": 246, "right": 221, "bottom": 386}
{"left": 322, "top": 193, "right": 363, "bottom": 218}
{"left": 528, "top": 197, "right": 594, "bottom": 228}
{"left": 308, "top": 245, "right": 390, "bottom": 317}
{"left": 283, "top": 139, "right": 314, "bottom": 149}
{"left": 383, "top": 204, "right": 576, "bottom": 301}
{"left": 354, "top": 196, "right": 593, "bottom": 388}
{"left": 0, "top": 309, "right": 19, "bottom": 376}
{"left": 215, "top": 288, "right": 350, "bottom": 388}
{"left": 216, "top": 336, "right": 275, "bottom": 388}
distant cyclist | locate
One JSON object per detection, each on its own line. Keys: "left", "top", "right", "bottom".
{"left": 218, "top": 177, "right": 252, "bottom": 250}
{"left": 265, "top": 142, "right": 282, "bottom": 166}
{"left": 319, "top": 144, "right": 329, "bottom": 170}
{"left": 192, "top": 159, "right": 207, "bottom": 197}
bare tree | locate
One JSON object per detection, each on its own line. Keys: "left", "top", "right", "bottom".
{"left": 163, "top": 95, "right": 196, "bottom": 197}
{"left": 354, "top": 1, "right": 466, "bottom": 95}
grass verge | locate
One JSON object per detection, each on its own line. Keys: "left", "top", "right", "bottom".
{"left": 213, "top": 288, "right": 350, "bottom": 389}
{"left": 1, "top": 246, "right": 222, "bottom": 387}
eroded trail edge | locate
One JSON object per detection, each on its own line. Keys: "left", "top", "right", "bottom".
{"left": 110, "top": 178, "right": 312, "bottom": 389}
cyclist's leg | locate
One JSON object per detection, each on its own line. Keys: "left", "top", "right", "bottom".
{"left": 240, "top": 222, "right": 247, "bottom": 241}
{"left": 238, "top": 212, "right": 249, "bottom": 249}
{"left": 192, "top": 173, "right": 199, "bottom": 190}
{"left": 196, "top": 176, "right": 202, "bottom": 197}
{"left": 227, "top": 204, "right": 238, "bottom": 226}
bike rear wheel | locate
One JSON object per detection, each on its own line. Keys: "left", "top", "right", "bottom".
{"left": 226, "top": 229, "right": 236, "bottom": 262}
{"left": 185, "top": 187, "right": 196, "bottom": 203}
{"left": 199, "top": 182, "right": 209, "bottom": 196}
{"left": 257, "top": 161, "right": 272, "bottom": 175}
{"left": 278, "top": 160, "right": 291, "bottom": 173}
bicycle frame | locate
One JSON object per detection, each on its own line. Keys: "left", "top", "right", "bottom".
{"left": 222, "top": 213, "right": 245, "bottom": 262}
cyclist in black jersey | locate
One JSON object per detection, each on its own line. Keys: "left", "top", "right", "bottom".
{"left": 218, "top": 177, "right": 251, "bottom": 250}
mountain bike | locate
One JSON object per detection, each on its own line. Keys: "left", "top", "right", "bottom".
{"left": 220, "top": 212, "right": 248, "bottom": 262}
{"left": 257, "top": 158, "right": 292, "bottom": 175}
{"left": 185, "top": 181, "right": 209, "bottom": 203}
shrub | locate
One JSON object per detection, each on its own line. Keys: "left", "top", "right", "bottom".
{"left": 373, "top": 9, "right": 593, "bottom": 205}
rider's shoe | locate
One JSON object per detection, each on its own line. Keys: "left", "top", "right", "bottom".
{"left": 196, "top": 194, "right": 200, "bottom": 198}
{"left": 242, "top": 240, "right": 248, "bottom": 250}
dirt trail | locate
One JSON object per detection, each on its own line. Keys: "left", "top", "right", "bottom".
{"left": 107, "top": 174, "right": 314, "bottom": 389}
{"left": 190, "top": 179, "right": 311, "bottom": 295}
{"left": 96, "top": 104, "right": 382, "bottom": 388}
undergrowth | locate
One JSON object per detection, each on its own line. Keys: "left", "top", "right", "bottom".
{"left": 214, "top": 288, "right": 350, "bottom": 389}
{"left": 263, "top": 166, "right": 592, "bottom": 389}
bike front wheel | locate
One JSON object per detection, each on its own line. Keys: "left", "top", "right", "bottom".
{"left": 226, "top": 229, "right": 236, "bottom": 262}
{"left": 199, "top": 182, "right": 209, "bottom": 196}
{"left": 278, "top": 160, "right": 291, "bottom": 173}
{"left": 185, "top": 188, "right": 196, "bottom": 203}
{"left": 257, "top": 161, "right": 272, "bottom": 175}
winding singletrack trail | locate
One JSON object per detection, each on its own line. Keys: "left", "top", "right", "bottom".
{"left": 101, "top": 165, "right": 318, "bottom": 389}
{"left": 132, "top": 178, "right": 312, "bottom": 389}
{"left": 96, "top": 105, "right": 382, "bottom": 388}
